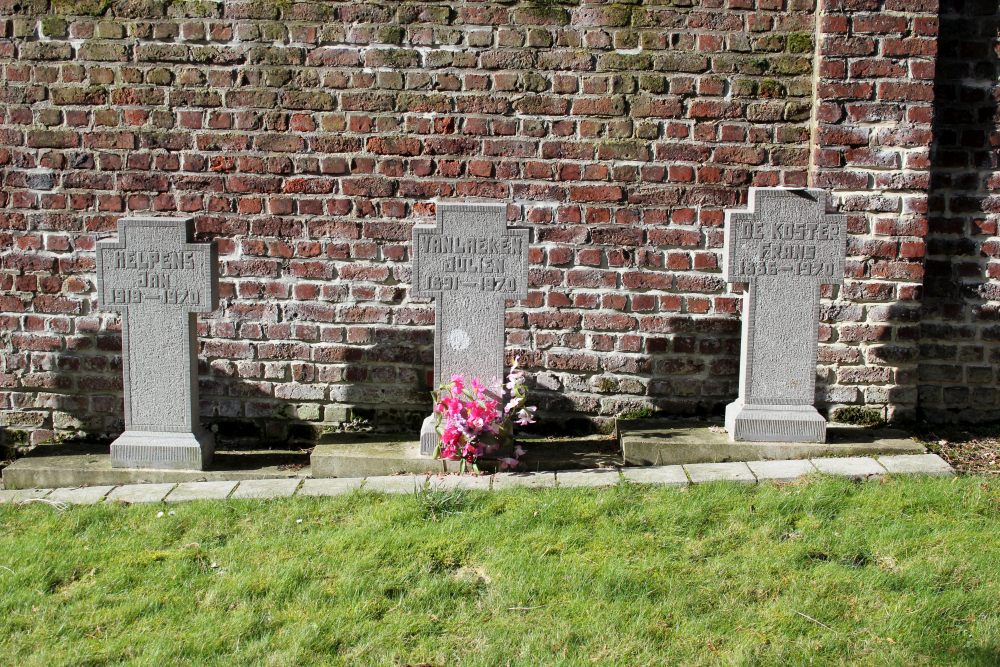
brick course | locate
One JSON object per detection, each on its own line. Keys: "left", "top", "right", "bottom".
{"left": 0, "top": 0, "right": 994, "bottom": 447}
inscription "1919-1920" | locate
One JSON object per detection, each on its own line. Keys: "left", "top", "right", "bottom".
{"left": 105, "top": 249, "right": 204, "bottom": 306}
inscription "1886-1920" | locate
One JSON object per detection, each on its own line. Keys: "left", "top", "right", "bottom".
{"left": 735, "top": 220, "right": 842, "bottom": 277}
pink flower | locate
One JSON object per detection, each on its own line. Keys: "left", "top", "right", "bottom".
{"left": 516, "top": 406, "right": 536, "bottom": 426}
{"left": 498, "top": 457, "right": 520, "bottom": 471}
{"left": 470, "top": 377, "right": 486, "bottom": 399}
{"left": 450, "top": 374, "right": 464, "bottom": 395}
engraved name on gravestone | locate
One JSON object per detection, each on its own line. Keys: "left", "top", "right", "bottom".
{"left": 412, "top": 203, "right": 529, "bottom": 455}
{"left": 723, "top": 188, "right": 847, "bottom": 443}
{"left": 97, "top": 217, "right": 219, "bottom": 469}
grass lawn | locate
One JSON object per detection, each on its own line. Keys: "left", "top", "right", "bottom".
{"left": 1, "top": 476, "right": 999, "bottom": 666}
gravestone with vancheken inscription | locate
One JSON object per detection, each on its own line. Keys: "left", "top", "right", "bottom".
{"left": 723, "top": 188, "right": 847, "bottom": 443}
{"left": 412, "top": 202, "right": 529, "bottom": 455}
{"left": 97, "top": 216, "right": 218, "bottom": 469}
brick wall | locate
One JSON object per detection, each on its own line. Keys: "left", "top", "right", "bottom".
{"left": 811, "top": 0, "right": 939, "bottom": 422}
{"left": 0, "top": 0, "right": 991, "bottom": 448}
{"left": 919, "top": 0, "right": 1000, "bottom": 422}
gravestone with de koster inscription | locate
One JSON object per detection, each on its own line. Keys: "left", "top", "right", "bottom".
{"left": 723, "top": 188, "right": 847, "bottom": 443}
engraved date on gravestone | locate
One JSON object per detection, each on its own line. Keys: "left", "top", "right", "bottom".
{"left": 99, "top": 243, "right": 214, "bottom": 310}
{"left": 417, "top": 234, "right": 525, "bottom": 294}
{"left": 729, "top": 219, "right": 845, "bottom": 282}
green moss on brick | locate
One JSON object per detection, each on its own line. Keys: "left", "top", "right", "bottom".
{"left": 759, "top": 79, "right": 786, "bottom": 98}
{"left": 833, "top": 407, "right": 886, "bottom": 427}
{"left": 40, "top": 16, "right": 68, "bottom": 37}
{"left": 376, "top": 25, "right": 406, "bottom": 45}
{"left": 787, "top": 32, "right": 814, "bottom": 54}
{"left": 51, "top": 0, "right": 110, "bottom": 15}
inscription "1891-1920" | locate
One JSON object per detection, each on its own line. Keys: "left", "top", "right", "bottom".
{"left": 735, "top": 220, "right": 842, "bottom": 278}
{"left": 419, "top": 234, "right": 525, "bottom": 293}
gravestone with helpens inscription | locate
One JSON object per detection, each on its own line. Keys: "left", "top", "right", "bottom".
{"left": 97, "top": 216, "right": 218, "bottom": 470}
{"left": 412, "top": 202, "right": 530, "bottom": 456}
{"left": 723, "top": 188, "right": 847, "bottom": 443}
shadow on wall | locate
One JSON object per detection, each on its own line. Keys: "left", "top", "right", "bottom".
{"left": 921, "top": 0, "right": 1000, "bottom": 422}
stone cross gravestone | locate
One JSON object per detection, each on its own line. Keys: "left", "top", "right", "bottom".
{"left": 97, "top": 216, "right": 218, "bottom": 469}
{"left": 723, "top": 188, "right": 847, "bottom": 443}
{"left": 412, "top": 202, "right": 529, "bottom": 455}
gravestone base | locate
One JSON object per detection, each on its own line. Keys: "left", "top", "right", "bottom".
{"left": 110, "top": 431, "right": 214, "bottom": 470}
{"left": 724, "top": 400, "right": 826, "bottom": 443}
{"left": 620, "top": 419, "right": 924, "bottom": 466}
{"left": 419, "top": 415, "right": 437, "bottom": 457}
{"left": 1, "top": 443, "right": 307, "bottom": 489}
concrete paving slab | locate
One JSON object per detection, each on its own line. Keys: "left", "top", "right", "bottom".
{"left": 812, "top": 456, "right": 885, "bottom": 478}
{"left": 620, "top": 420, "right": 924, "bottom": 465}
{"left": 311, "top": 436, "right": 459, "bottom": 478}
{"left": 0, "top": 488, "right": 52, "bottom": 504}
{"left": 165, "top": 481, "right": 238, "bottom": 503}
{"left": 362, "top": 475, "right": 428, "bottom": 494}
{"left": 621, "top": 465, "right": 689, "bottom": 486}
{"left": 1, "top": 444, "right": 307, "bottom": 490}
{"left": 490, "top": 472, "right": 557, "bottom": 490}
{"left": 556, "top": 469, "right": 622, "bottom": 488}
{"left": 747, "top": 459, "right": 817, "bottom": 482}
{"left": 106, "top": 483, "right": 176, "bottom": 504}
{"left": 298, "top": 477, "right": 363, "bottom": 497}
{"left": 877, "top": 454, "right": 955, "bottom": 476}
{"left": 685, "top": 462, "right": 756, "bottom": 484}
{"left": 47, "top": 486, "right": 115, "bottom": 505}
{"left": 230, "top": 478, "right": 302, "bottom": 500}
{"left": 424, "top": 475, "right": 493, "bottom": 492}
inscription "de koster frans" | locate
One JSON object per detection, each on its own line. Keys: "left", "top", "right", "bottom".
{"left": 736, "top": 220, "right": 842, "bottom": 278}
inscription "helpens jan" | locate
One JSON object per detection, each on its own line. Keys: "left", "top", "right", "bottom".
{"left": 734, "top": 220, "right": 843, "bottom": 278}
{"left": 419, "top": 234, "right": 524, "bottom": 293}
{"left": 104, "top": 249, "right": 206, "bottom": 306}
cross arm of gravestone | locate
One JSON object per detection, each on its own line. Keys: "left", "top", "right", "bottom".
{"left": 723, "top": 188, "right": 847, "bottom": 287}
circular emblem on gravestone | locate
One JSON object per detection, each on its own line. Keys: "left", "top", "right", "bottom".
{"left": 448, "top": 329, "right": 471, "bottom": 351}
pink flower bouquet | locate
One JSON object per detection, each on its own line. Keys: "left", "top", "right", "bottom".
{"left": 431, "top": 358, "right": 535, "bottom": 472}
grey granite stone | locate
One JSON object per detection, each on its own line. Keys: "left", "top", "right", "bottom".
{"left": 46, "top": 486, "right": 116, "bottom": 505}
{"left": 106, "top": 483, "right": 177, "bottom": 504}
{"left": 230, "top": 478, "right": 302, "bottom": 499}
{"left": 685, "top": 462, "right": 756, "bottom": 484}
{"left": 298, "top": 477, "right": 363, "bottom": 497}
{"left": 620, "top": 421, "right": 924, "bottom": 466}
{"left": 723, "top": 189, "right": 846, "bottom": 443}
{"left": 621, "top": 465, "right": 689, "bottom": 486}
{"left": 746, "top": 459, "right": 817, "bottom": 482}
{"left": 490, "top": 472, "right": 557, "bottom": 489}
{"left": 812, "top": 456, "right": 886, "bottom": 478}
{"left": 165, "top": 480, "right": 237, "bottom": 502}
{"left": 425, "top": 475, "right": 493, "bottom": 492}
{"left": 362, "top": 475, "right": 428, "bottom": 494}
{"left": 0, "top": 488, "right": 51, "bottom": 504}
{"left": 556, "top": 468, "right": 621, "bottom": 488}
{"left": 96, "top": 217, "right": 219, "bottom": 470}
{"left": 877, "top": 454, "right": 954, "bottom": 476}
{"left": 412, "top": 202, "right": 529, "bottom": 455}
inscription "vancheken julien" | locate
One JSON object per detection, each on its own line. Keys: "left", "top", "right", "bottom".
{"left": 420, "top": 235, "right": 524, "bottom": 255}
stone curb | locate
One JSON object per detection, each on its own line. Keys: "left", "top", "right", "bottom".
{"left": 0, "top": 454, "right": 956, "bottom": 507}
